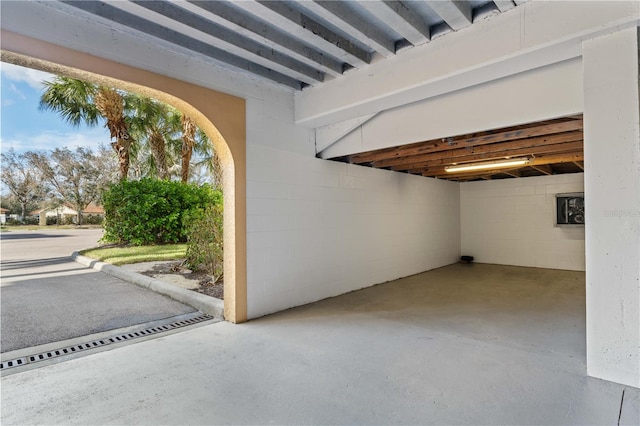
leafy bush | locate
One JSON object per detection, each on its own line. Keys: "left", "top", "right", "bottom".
{"left": 83, "top": 215, "right": 104, "bottom": 225}
{"left": 102, "top": 179, "right": 221, "bottom": 245}
{"left": 7, "top": 217, "right": 38, "bottom": 225}
{"left": 45, "top": 215, "right": 73, "bottom": 225}
{"left": 183, "top": 203, "right": 224, "bottom": 283}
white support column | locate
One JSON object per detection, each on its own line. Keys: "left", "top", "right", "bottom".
{"left": 583, "top": 27, "right": 640, "bottom": 388}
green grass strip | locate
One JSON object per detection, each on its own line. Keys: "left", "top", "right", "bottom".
{"left": 80, "top": 244, "right": 187, "bottom": 266}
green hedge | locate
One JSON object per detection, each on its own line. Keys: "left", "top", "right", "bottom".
{"left": 102, "top": 179, "right": 222, "bottom": 245}
{"left": 183, "top": 203, "right": 224, "bottom": 282}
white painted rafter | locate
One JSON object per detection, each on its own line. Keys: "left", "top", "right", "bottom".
{"left": 358, "top": 0, "right": 430, "bottom": 46}
{"left": 117, "top": 1, "right": 324, "bottom": 86}
{"left": 236, "top": 0, "right": 371, "bottom": 68}
{"left": 180, "top": 0, "right": 344, "bottom": 78}
{"left": 295, "top": 1, "right": 640, "bottom": 127}
{"left": 493, "top": 1, "right": 516, "bottom": 13}
{"left": 296, "top": 1, "right": 396, "bottom": 57}
{"left": 427, "top": 1, "right": 472, "bottom": 31}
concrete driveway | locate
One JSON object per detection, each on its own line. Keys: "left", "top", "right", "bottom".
{"left": 0, "top": 228, "right": 196, "bottom": 352}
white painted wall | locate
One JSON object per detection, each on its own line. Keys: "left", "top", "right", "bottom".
{"left": 461, "top": 174, "right": 585, "bottom": 271}
{"left": 583, "top": 28, "right": 640, "bottom": 388}
{"left": 246, "top": 96, "right": 461, "bottom": 318}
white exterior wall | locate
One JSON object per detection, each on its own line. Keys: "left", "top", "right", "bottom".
{"left": 246, "top": 97, "right": 460, "bottom": 318}
{"left": 461, "top": 174, "right": 585, "bottom": 271}
{"left": 583, "top": 28, "right": 640, "bottom": 388}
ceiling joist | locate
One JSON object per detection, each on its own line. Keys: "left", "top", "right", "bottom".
{"left": 184, "top": 0, "right": 345, "bottom": 77}
{"left": 376, "top": 131, "right": 583, "bottom": 169}
{"left": 350, "top": 119, "right": 583, "bottom": 164}
{"left": 48, "top": 1, "right": 527, "bottom": 90}
{"left": 329, "top": 116, "right": 585, "bottom": 182}
{"left": 401, "top": 141, "right": 584, "bottom": 173}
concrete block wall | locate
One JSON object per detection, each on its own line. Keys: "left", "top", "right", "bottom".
{"left": 246, "top": 98, "right": 461, "bottom": 318}
{"left": 460, "top": 173, "right": 585, "bottom": 271}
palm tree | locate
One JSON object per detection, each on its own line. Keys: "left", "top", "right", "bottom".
{"left": 95, "top": 87, "right": 133, "bottom": 180}
{"left": 127, "top": 96, "right": 181, "bottom": 180}
{"left": 40, "top": 77, "right": 132, "bottom": 180}
{"left": 40, "top": 77, "right": 218, "bottom": 186}
{"left": 181, "top": 115, "right": 196, "bottom": 183}
{"left": 191, "top": 127, "right": 223, "bottom": 190}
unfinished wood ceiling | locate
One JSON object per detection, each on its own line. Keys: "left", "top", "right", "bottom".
{"left": 328, "top": 115, "right": 584, "bottom": 181}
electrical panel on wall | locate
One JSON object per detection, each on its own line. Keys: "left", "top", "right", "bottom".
{"left": 556, "top": 193, "right": 585, "bottom": 226}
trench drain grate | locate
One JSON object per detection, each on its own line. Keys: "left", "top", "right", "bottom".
{"left": 1, "top": 314, "right": 214, "bottom": 370}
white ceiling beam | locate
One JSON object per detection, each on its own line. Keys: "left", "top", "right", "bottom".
{"left": 182, "top": 0, "right": 343, "bottom": 78}
{"left": 60, "top": 0, "right": 304, "bottom": 89}
{"left": 295, "top": 1, "right": 639, "bottom": 128}
{"left": 316, "top": 113, "right": 379, "bottom": 154}
{"left": 428, "top": 1, "right": 473, "bottom": 31}
{"left": 493, "top": 1, "right": 516, "bottom": 13}
{"left": 235, "top": 0, "right": 371, "bottom": 68}
{"left": 296, "top": 1, "right": 396, "bottom": 57}
{"left": 358, "top": 1, "right": 429, "bottom": 46}
{"left": 128, "top": 1, "right": 324, "bottom": 85}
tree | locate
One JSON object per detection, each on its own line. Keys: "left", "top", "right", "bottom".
{"left": 181, "top": 115, "right": 196, "bottom": 183}
{"left": 27, "top": 147, "right": 113, "bottom": 225}
{"left": 40, "top": 77, "right": 133, "bottom": 180}
{"left": 192, "top": 127, "right": 224, "bottom": 190}
{"left": 127, "top": 96, "right": 180, "bottom": 180}
{"left": 95, "top": 87, "right": 133, "bottom": 180}
{"left": 0, "top": 148, "right": 46, "bottom": 220}
{"left": 40, "top": 76, "right": 219, "bottom": 185}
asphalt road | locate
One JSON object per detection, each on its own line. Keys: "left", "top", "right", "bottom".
{"left": 0, "top": 228, "right": 195, "bottom": 353}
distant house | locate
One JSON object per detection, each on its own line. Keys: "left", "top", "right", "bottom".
{"left": 0, "top": 208, "right": 8, "bottom": 224}
{"left": 81, "top": 203, "right": 106, "bottom": 216}
{"left": 30, "top": 203, "right": 105, "bottom": 224}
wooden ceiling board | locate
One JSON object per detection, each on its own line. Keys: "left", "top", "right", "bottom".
{"left": 328, "top": 115, "right": 585, "bottom": 181}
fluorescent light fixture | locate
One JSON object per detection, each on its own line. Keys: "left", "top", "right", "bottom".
{"left": 445, "top": 158, "right": 530, "bottom": 173}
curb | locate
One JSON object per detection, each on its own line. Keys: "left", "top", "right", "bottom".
{"left": 72, "top": 252, "right": 224, "bottom": 320}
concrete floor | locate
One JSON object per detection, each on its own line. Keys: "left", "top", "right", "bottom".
{"left": 2, "top": 263, "right": 639, "bottom": 425}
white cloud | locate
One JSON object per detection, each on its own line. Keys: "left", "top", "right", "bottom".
{"left": 1, "top": 63, "right": 55, "bottom": 90}
{"left": 0, "top": 128, "right": 111, "bottom": 153}
{"left": 9, "top": 83, "right": 27, "bottom": 100}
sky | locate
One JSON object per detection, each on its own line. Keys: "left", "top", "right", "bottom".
{"left": 1, "top": 62, "right": 109, "bottom": 154}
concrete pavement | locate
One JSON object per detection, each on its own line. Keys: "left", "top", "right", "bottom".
{"left": 1, "top": 264, "right": 639, "bottom": 425}
{"left": 0, "top": 229, "right": 196, "bottom": 352}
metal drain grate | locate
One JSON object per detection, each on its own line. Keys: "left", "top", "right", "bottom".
{"left": 1, "top": 314, "right": 214, "bottom": 371}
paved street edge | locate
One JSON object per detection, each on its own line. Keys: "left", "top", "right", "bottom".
{"left": 72, "top": 252, "right": 224, "bottom": 320}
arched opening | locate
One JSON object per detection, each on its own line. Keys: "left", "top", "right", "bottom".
{"left": 1, "top": 30, "right": 247, "bottom": 323}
